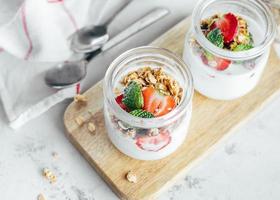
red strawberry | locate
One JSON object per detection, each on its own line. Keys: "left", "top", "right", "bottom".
{"left": 142, "top": 87, "right": 176, "bottom": 117}
{"left": 115, "top": 94, "right": 128, "bottom": 111}
{"left": 210, "top": 13, "right": 238, "bottom": 43}
{"left": 135, "top": 129, "right": 171, "bottom": 152}
{"left": 201, "top": 54, "right": 231, "bottom": 71}
{"left": 215, "top": 57, "right": 231, "bottom": 71}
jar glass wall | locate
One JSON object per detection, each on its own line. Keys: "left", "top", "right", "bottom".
{"left": 103, "top": 46, "right": 193, "bottom": 160}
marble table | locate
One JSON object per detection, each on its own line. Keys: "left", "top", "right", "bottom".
{"left": 1, "top": 0, "right": 280, "bottom": 199}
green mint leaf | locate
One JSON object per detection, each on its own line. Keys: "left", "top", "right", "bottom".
{"left": 122, "top": 81, "right": 143, "bottom": 110}
{"left": 233, "top": 44, "right": 253, "bottom": 51}
{"left": 130, "top": 109, "right": 154, "bottom": 118}
{"left": 207, "top": 28, "right": 224, "bottom": 48}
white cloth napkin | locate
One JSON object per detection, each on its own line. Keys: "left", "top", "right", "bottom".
{"left": 0, "top": 0, "right": 110, "bottom": 129}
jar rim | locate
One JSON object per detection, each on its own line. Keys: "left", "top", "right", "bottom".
{"left": 192, "top": 0, "right": 276, "bottom": 60}
{"left": 103, "top": 46, "right": 194, "bottom": 128}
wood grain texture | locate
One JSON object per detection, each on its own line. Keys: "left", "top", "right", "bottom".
{"left": 64, "top": 17, "right": 280, "bottom": 200}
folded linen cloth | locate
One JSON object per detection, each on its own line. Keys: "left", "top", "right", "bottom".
{"left": 0, "top": 0, "right": 118, "bottom": 129}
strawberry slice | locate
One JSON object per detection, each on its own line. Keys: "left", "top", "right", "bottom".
{"left": 115, "top": 94, "right": 128, "bottom": 111}
{"left": 210, "top": 13, "right": 238, "bottom": 43}
{"left": 135, "top": 129, "right": 171, "bottom": 152}
{"left": 142, "top": 87, "right": 176, "bottom": 117}
{"left": 215, "top": 57, "right": 231, "bottom": 71}
{"left": 201, "top": 54, "right": 231, "bottom": 71}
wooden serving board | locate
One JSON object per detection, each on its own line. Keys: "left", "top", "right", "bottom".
{"left": 64, "top": 17, "right": 280, "bottom": 200}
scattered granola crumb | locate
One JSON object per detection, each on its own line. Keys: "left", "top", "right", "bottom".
{"left": 126, "top": 170, "right": 137, "bottom": 183}
{"left": 42, "top": 168, "right": 57, "bottom": 183}
{"left": 87, "top": 122, "right": 96, "bottom": 133}
{"left": 38, "top": 193, "right": 46, "bottom": 200}
{"left": 52, "top": 152, "right": 58, "bottom": 159}
{"left": 74, "top": 94, "right": 88, "bottom": 104}
{"left": 75, "top": 116, "right": 85, "bottom": 126}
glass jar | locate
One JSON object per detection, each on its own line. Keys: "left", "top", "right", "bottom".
{"left": 183, "top": 0, "right": 276, "bottom": 100}
{"left": 103, "top": 46, "right": 194, "bottom": 160}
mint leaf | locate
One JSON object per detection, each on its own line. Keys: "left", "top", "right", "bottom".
{"left": 122, "top": 81, "right": 143, "bottom": 110}
{"left": 233, "top": 44, "right": 253, "bottom": 51}
{"left": 130, "top": 109, "right": 154, "bottom": 118}
{"left": 207, "top": 28, "right": 224, "bottom": 48}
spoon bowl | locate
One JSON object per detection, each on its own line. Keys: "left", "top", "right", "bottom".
{"left": 70, "top": 0, "right": 130, "bottom": 53}
{"left": 45, "top": 61, "right": 87, "bottom": 89}
{"left": 70, "top": 25, "right": 109, "bottom": 53}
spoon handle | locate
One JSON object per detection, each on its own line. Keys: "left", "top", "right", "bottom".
{"left": 84, "top": 49, "right": 102, "bottom": 62}
{"left": 104, "top": 0, "right": 132, "bottom": 26}
{"left": 102, "top": 8, "right": 170, "bottom": 51}
{"left": 84, "top": 7, "right": 169, "bottom": 63}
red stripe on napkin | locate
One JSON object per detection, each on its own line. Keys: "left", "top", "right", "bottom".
{"left": 21, "top": 3, "right": 33, "bottom": 60}
{"left": 76, "top": 83, "right": 81, "bottom": 94}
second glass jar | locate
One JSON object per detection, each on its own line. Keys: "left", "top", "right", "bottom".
{"left": 183, "top": 0, "right": 276, "bottom": 100}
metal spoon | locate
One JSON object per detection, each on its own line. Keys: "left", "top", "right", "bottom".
{"left": 44, "top": 8, "right": 169, "bottom": 89}
{"left": 70, "top": 0, "right": 131, "bottom": 53}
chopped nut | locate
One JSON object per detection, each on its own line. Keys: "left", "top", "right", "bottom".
{"left": 126, "top": 170, "right": 137, "bottom": 183}
{"left": 134, "top": 78, "right": 146, "bottom": 86}
{"left": 147, "top": 73, "right": 157, "bottom": 84}
{"left": 74, "top": 94, "right": 88, "bottom": 104}
{"left": 38, "top": 193, "right": 46, "bottom": 200}
{"left": 128, "top": 72, "right": 138, "bottom": 80}
{"left": 87, "top": 122, "right": 96, "bottom": 133}
{"left": 174, "top": 96, "right": 180, "bottom": 105}
{"left": 42, "top": 168, "right": 57, "bottom": 183}
{"left": 155, "top": 83, "right": 167, "bottom": 91}
{"left": 127, "top": 128, "right": 136, "bottom": 138}
{"left": 75, "top": 116, "right": 85, "bottom": 126}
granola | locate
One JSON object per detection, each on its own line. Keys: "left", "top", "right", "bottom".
{"left": 42, "top": 168, "right": 57, "bottom": 183}
{"left": 87, "top": 122, "right": 96, "bottom": 133}
{"left": 75, "top": 115, "right": 85, "bottom": 126}
{"left": 38, "top": 194, "right": 46, "bottom": 200}
{"left": 74, "top": 94, "right": 88, "bottom": 104}
{"left": 121, "top": 67, "right": 182, "bottom": 105}
{"left": 126, "top": 170, "right": 137, "bottom": 183}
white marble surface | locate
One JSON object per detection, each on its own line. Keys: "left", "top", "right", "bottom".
{"left": 1, "top": 0, "right": 280, "bottom": 200}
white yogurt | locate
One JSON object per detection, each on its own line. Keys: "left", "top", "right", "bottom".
{"left": 104, "top": 103, "right": 192, "bottom": 160}
{"left": 183, "top": 39, "right": 270, "bottom": 100}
